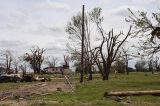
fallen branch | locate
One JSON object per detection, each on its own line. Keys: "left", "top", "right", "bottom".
{"left": 0, "top": 96, "right": 10, "bottom": 101}
{"left": 104, "top": 90, "right": 160, "bottom": 97}
{"left": 31, "top": 92, "right": 52, "bottom": 96}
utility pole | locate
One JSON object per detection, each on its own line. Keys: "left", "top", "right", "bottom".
{"left": 80, "top": 5, "right": 85, "bottom": 83}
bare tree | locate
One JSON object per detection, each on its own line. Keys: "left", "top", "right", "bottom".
{"left": 121, "top": 47, "right": 132, "bottom": 75}
{"left": 112, "top": 58, "right": 126, "bottom": 73}
{"left": 89, "top": 7, "right": 132, "bottom": 80}
{"left": 147, "top": 57, "right": 154, "bottom": 74}
{"left": 18, "top": 55, "right": 28, "bottom": 76}
{"left": 12, "top": 57, "right": 19, "bottom": 74}
{"left": 24, "top": 46, "right": 45, "bottom": 74}
{"left": 154, "top": 56, "right": 159, "bottom": 71}
{"left": 1, "top": 50, "right": 13, "bottom": 74}
{"left": 135, "top": 60, "right": 147, "bottom": 72}
{"left": 45, "top": 56, "right": 58, "bottom": 67}
{"left": 63, "top": 55, "right": 69, "bottom": 67}
{"left": 19, "top": 64, "right": 27, "bottom": 77}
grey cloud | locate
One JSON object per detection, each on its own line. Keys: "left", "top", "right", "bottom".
{"left": 44, "top": 42, "right": 66, "bottom": 55}
{"left": 110, "top": 5, "right": 145, "bottom": 17}
{"left": 0, "top": 9, "right": 31, "bottom": 30}
{"left": 132, "top": 0, "right": 160, "bottom": 5}
{"left": 0, "top": 40, "right": 31, "bottom": 54}
{"left": 28, "top": 25, "right": 63, "bottom": 36}
{"left": 0, "top": 40, "right": 27, "bottom": 48}
{"left": 49, "top": 27, "right": 63, "bottom": 32}
{"left": 33, "top": 1, "right": 70, "bottom": 11}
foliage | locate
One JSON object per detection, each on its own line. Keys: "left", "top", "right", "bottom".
{"left": 135, "top": 60, "right": 147, "bottom": 72}
{"left": 66, "top": 7, "right": 95, "bottom": 82}
{"left": 112, "top": 59, "right": 126, "bottom": 73}
{"left": 24, "top": 46, "right": 45, "bottom": 74}
{"left": 126, "top": 8, "right": 160, "bottom": 54}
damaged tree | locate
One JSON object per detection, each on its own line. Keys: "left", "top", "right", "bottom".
{"left": 98, "top": 27, "right": 132, "bottom": 80}
{"left": 66, "top": 6, "right": 95, "bottom": 82}
{"left": 1, "top": 50, "right": 13, "bottom": 74}
{"left": 45, "top": 56, "right": 58, "bottom": 67}
{"left": 126, "top": 8, "right": 160, "bottom": 54}
{"left": 89, "top": 7, "right": 132, "bottom": 80}
{"left": 121, "top": 47, "right": 132, "bottom": 75}
{"left": 24, "top": 46, "right": 45, "bottom": 74}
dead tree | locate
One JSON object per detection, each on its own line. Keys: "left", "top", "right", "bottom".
{"left": 1, "top": 50, "right": 13, "bottom": 74}
{"left": 154, "top": 56, "right": 159, "bottom": 71}
{"left": 12, "top": 57, "right": 19, "bottom": 74}
{"left": 90, "top": 27, "right": 132, "bottom": 80}
{"left": 121, "top": 47, "right": 132, "bottom": 75}
{"left": 45, "top": 56, "right": 58, "bottom": 67}
{"left": 63, "top": 55, "right": 69, "bottom": 67}
{"left": 89, "top": 8, "right": 132, "bottom": 80}
{"left": 19, "top": 64, "right": 27, "bottom": 77}
{"left": 102, "top": 27, "right": 132, "bottom": 80}
{"left": 147, "top": 56, "right": 154, "bottom": 74}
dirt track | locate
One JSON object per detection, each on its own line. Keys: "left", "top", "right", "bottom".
{"left": 0, "top": 82, "right": 71, "bottom": 101}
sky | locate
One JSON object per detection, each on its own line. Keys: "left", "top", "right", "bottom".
{"left": 0, "top": 0, "right": 159, "bottom": 68}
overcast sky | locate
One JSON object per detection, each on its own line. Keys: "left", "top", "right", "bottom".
{"left": 0, "top": 0, "right": 159, "bottom": 67}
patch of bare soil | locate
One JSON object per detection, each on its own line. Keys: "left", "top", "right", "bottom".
{"left": 0, "top": 82, "right": 71, "bottom": 105}
{"left": 0, "top": 100, "right": 59, "bottom": 106}
{"left": 13, "top": 82, "right": 70, "bottom": 94}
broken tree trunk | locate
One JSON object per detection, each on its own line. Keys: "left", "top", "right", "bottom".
{"left": 104, "top": 90, "right": 160, "bottom": 97}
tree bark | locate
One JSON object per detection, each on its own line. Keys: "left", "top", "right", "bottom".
{"left": 88, "top": 66, "right": 92, "bottom": 80}
{"left": 102, "top": 63, "right": 111, "bottom": 80}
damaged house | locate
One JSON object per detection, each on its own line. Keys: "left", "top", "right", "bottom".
{"left": 43, "top": 65, "right": 71, "bottom": 75}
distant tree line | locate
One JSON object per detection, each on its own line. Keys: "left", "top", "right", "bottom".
{"left": 0, "top": 46, "right": 69, "bottom": 75}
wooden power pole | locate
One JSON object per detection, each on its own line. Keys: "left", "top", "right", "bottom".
{"left": 80, "top": 5, "right": 85, "bottom": 83}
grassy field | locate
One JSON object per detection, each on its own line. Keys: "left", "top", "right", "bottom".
{"left": 0, "top": 72, "right": 160, "bottom": 106}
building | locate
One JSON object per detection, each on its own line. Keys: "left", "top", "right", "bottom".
{"left": 43, "top": 65, "right": 71, "bottom": 75}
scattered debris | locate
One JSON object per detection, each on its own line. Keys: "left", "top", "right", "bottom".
{"left": 57, "top": 87, "right": 62, "bottom": 91}
{"left": 0, "top": 74, "right": 50, "bottom": 83}
{"left": 114, "top": 96, "right": 126, "bottom": 102}
{"left": 0, "top": 74, "right": 21, "bottom": 83}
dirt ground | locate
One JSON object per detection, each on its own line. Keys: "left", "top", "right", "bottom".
{"left": 0, "top": 82, "right": 71, "bottom": 106}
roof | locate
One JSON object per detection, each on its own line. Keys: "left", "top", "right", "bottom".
{"left": 44, "top": 66, "right": 63, "bottom": 70}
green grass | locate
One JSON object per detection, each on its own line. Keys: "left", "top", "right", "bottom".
{"left": 29, "top": 72, "right": 160, "bottom": 106}
{"left": 0, "top": 82, "right": 36, "bottom": 91}
{"left": 0, "top": 72, "right": 160, "bottom": 106}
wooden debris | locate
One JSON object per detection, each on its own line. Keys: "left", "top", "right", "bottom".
{"left": 63, "top": 75, "right": 74, "bottom": 93}
{"left": 104, "top": 90, "right": 160, "bottom": 97}
{"left": 30, "top": 92, "right": 52, "bottom": 96}
{"left": 57, "top": 87, "right": 62, "bottom": 91}
{"left": 0, "top": 96, "right": 10, "bottom": 101}
{"left": 114, "top": 96, "right": 126, "bottom": 102}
